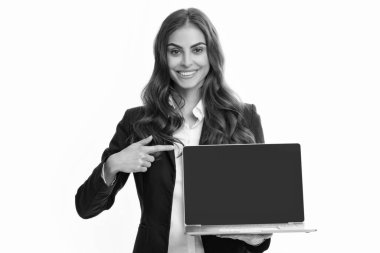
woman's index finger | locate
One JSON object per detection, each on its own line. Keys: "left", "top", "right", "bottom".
{"left": 144, "top": 145, "right": 175, "bottom": 154}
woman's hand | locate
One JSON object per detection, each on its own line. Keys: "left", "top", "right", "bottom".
{"left": 216, "top": 233, "right": 272, "bottom": 246}
{"left": 104, "top": 135, "right": 174, "bottom": 176}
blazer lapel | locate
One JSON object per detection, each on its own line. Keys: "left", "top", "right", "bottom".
{"left": 166, "top": 150, "right": 175, "bottom": 169}
{"left": 166, "top": 121, "right": 206, "bottom": 172}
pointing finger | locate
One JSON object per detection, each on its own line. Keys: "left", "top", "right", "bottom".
{"left": 144, "top": 145, "right": 175, "bottom": 154}
{"left": 137, "top": 135, "right": 153, "bottom": 146}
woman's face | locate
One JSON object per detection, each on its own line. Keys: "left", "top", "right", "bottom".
{"left": 167, "top": 23, "right": 210, "bottom": 95}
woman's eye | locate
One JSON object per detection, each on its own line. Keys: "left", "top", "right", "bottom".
{"left": 169, "top": 49, "right": 181, "bottom": 55}
{"left": 193, "top": 47, "right": 204, "bottom": 54}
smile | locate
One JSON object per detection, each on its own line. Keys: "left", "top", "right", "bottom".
{"left": 177, "top": 70, "right": 197, "bottom": 78}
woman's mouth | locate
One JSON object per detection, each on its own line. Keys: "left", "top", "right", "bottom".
{"left": 177, "top": 70, "right": 197, "bottom": 79}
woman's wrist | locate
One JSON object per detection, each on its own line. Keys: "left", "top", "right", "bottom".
{"left": 103, "top": 155, "right": 118, "bottom": 185}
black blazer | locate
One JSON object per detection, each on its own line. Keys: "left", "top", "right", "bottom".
{"left": 75, "top": 104, "right": 271, "bottom": 253}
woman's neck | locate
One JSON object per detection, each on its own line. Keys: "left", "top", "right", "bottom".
{"left": 175, "top": 87, "right": 202, "bottom": 123}
{"left": 175, "top": 86, "right": 201, "bottom": 107}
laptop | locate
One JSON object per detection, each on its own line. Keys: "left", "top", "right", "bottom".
{"left": 182, "top": 143, "right": 316, "bottom": 235}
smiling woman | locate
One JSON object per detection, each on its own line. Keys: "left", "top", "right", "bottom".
{"left": 167, "top": 24, "right": 210, "bottom": 95}
{"left": 75, "top": 7, "right": 270, "bottom": 253}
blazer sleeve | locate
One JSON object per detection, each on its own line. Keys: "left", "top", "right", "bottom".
{"left": 201, "top": 235, "right": 271, "bottom": 253}
{"left": 75, "top": 109, "right": 135, "bottom": 219}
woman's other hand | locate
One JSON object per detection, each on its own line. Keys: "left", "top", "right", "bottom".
{"left": 216, "top": 233, "right": 272, "bottom": 246}
{"left": 104, "top": 135, "right": 174, "bottom": 179}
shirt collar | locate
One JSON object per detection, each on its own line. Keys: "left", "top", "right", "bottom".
{"left": 168, "top": 96, "right": 205, "bottom": 122}
{"left": 192, "top": 99, "right": 204, "bottom": 122}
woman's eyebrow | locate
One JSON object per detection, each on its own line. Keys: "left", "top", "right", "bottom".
{"left": 167, "top": 42, "right": 206, "bottom": 48}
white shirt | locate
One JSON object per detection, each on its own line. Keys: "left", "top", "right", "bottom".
{"left": 168, "top": 99, "right": 205, "bottom": 253}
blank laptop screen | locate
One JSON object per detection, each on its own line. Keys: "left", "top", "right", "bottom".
{"left": 183, "top": 143, "right": 305, "bottom": 225}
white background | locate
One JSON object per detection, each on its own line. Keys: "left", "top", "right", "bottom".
{"left": 1, "top": 0, "right": 379, "bottom": 252}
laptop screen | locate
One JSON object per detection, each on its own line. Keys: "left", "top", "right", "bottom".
{"left": 183, "top": 143, "right": 305, "bottom": 225}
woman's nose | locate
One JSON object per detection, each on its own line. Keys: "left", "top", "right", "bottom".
{"left": 180, "top": 52, "right": 192, "bottom": 67}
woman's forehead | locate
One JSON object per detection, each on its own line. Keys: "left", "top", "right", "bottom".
{"left": 167, "top": 23, "right": 206, "bottom": 46}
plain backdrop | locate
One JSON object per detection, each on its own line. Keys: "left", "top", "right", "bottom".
{"left": 1, "top": 0, "right": 379, "bottom": 252}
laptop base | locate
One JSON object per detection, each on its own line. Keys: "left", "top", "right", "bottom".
{"left": 185, "top": 223, "right": 317, "bottom": 235}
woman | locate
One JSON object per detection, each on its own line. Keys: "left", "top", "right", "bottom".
{"left": 75, "top": 8, "right": 271, "bottom": 253}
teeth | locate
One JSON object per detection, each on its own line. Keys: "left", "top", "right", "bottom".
{"left": 179, "top": 71, "right": 196, "bottom": 77}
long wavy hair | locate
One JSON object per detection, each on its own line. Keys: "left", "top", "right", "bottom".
{"left": 132, "top": 8, "right": 256, "bottom": 146}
